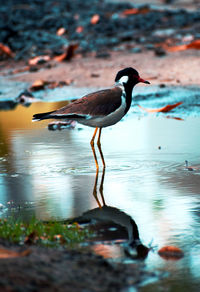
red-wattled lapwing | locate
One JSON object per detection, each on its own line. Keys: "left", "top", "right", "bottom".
{"left": 32, "top": 67, "right": 150, "bottom": 169}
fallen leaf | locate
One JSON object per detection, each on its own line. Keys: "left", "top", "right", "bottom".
{"left": 47, "top": 80, "right": 72, "bottom": 89}
{"left": 138, "top": 102, "right": 182, "bottom": 113}
{"left": 0, "top": 247, "right": 31, "bottom": 258}
{"left": 186, "top": 39, "right": 200, "bottom": 49}
{"left": 0, "top": 43, "right": 14, "bottom": 58}
{"left": 76, "top": 26, "right": 84, "bottom": 33}
{"left": 30, "top": 79, "right": 72, "bottom": 91}
{"left": 30, "top": 79, "right": 47, "bottom": 91}
{"left": 166, "top": 39, "right": 200, "bottom": 52}
{"left": 91, "top": 14, "right": 100, "bottom": 24}
{"left": 122, "top": 7, "right": 150, "bottom": 16}
{"left": 54, "top": 44, "right": 79, "bottom": 62}
{"left": 158, "top": 245, "right": 184, "bottom": 260}
{"left": 166, "top": 115, "right": 184, "bottom": 121}
{"left": 28, "top": 55, "right": 50, "bottom": 65}
{"left": 167, "top": 44, "right": 187, "bottom": 52}
{"left": 74, "top": 14, "right": 80, "bottom": 20}
{"left": 11, "top": 66, "right": 30, "bottom": 74}
{"left": 57, "top": 27, "right": 66, "bottom": 36}
{"left": 121, "top": 8, "right": 139, "bottom": 15}
{"left": 24, "top": 231, "right": 38, "bottom": 244}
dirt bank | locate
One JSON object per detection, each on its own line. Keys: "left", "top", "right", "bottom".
{"left": 0, "top": 239, "right": 156, "bottom": 292}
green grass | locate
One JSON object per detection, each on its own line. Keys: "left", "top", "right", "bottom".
{"left": 0, "top": 217, "right": 91, "bottom": 247}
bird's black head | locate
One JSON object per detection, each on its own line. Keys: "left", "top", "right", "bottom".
{"left": 115, "top": 67, "right": 150, "bottom": 87}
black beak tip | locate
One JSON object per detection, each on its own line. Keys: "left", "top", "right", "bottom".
{"left": 145, "top": 80, "right": 150, "bottom": 84}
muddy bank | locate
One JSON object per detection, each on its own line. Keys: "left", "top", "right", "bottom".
{"left": 0, "top": 239, "right": 157, "bottom": 292}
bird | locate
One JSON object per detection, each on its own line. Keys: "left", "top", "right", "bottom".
{"left": 185, "top": 160, "right": 193, "bottom": 171}
{"left": 32, "top": 67, "right": 150, "bottom": 169}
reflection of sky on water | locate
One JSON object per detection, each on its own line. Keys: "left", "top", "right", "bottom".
{"left": 0, "top": 102, "right": 200, "bottom": 288}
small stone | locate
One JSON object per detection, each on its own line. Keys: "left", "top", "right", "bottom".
{"left": 154, "top": 47, "right": 166, "bottom": 57}
{"left": 159, "top": 84, "right": 166, "bottom": 88}
{"left": 91, "top": 73, "right": 100, "bottom": 78}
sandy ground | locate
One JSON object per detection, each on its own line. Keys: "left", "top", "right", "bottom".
{"left": 1, "top": 49, "right": 200, "bottom": 91}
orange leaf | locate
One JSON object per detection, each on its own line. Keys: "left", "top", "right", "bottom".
{"left": 54, "top": 52, "right": 68, "bottom": 62}
{"left": 47, "top": 80, "right": 72, "bottom": 89}
{"left": 138, "top": 102, "right": 182, "bottom": 113}
{"left": 0, "top": 247, "right": 31, "bottom": 259}
{"left": 167, "top": 44, "right": 187, "bottom": 52}
{"left": 122, "top": 8, "right": 139, "bottom": 15}
{"left": 54, "top": 44, "right": 78, "bottom": 62}
{"left": 28, "top": 55, "right": 50, "bottom": 65}
{"left": 56, "top": 27, "right": 66, "bottom": 36}
{"left": 11, "top": 66, "right": 30, "bottom": 74}
{"left": 76, "top": 26, "right": 84, "bottom": 33}
{"left": 158, "top": 245, "right": 184, "bottom": 260}
{"left": 166, "top": 39, "right": 200, "bottom": 52}
{"left": 91, "top": 14, "right": 100, "bottom": 24}
{"left": 186, "top": 39, "right": 200, "bottom": 49}
{"left": 122, "top": 7, "right": 150, "bottom": 16}
{"left": 30, "top": 79, "right": 46, "bottom": 91}
{"left": 166, "top": 115, "right": 184, "bottom": 121}
{"left": 0, "top": 43, "right": 14, "bottom": 58}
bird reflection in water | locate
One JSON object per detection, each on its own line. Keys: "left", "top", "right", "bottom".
{"left": 73, "top": 160, "right": 150, "bottom": 260}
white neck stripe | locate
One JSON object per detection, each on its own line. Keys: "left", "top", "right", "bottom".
{"left": 118, "top": 75, "right": 129, "bottom": 85}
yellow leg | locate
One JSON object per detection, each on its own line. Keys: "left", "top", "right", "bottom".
{"left": 92, "top": 166, "right": 102, "bottom": 208}
{"left": 90, "top": 127, "right": 99, "bottom": 170}
{"left": 99, "top": 167, "right": 106, "bottom": 206}
{"left": 97, "top": 128, "right": 106, "bottom": 168}
{"left": 90, "top": 127, "right": 106, "bottom": 208}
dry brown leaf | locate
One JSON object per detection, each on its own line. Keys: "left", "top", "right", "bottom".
{"left": 138, "top": 102, "right": 182, "bottom": 113}
{"left": 56, "top": 27, "right": 66, "bottom": 36}
{"left": 121, "top": 8, "right": 139, "bottom": 15}
{"left": 0, "top": 247, "right": 31, "bottom": 259}
{"left": 166, "top": 39, "right": 200, "bottom": 52}
{"left": 11, "top": 66, "right": 30, "bottom": 74}
{"left": 158, "top": 245, "right": 184, "bottom": 260}
{"left": 28, "top": 55, "right": 50, "bottom": 65}
{"left": 30, "top": 79, "right": 47, "bottom": 91}
{"left": 76, "top": 26, "right": 84, "bottom": 33}
{"left": 54, "top": 52, "right": 68, "bottom": 62}
{"left": 0, "top": 43, "right": 14, "bottom": 58}
{"left": 24, "top": 231, "right": 38, "bottom": 244}
{"left": 30, "top": 79, "right": 72, "bottom": 91}
{"left": 91, "top": 14, "right": 100, "bottom": 24}
{"left": 122, "top": 7, "right": 150, "bottom": 16}
{"left": 166, "top": 115, "right": 184, "bottom": 121}
{"left": 54, "top": 44, "right": 79, "bottom": 62}
{"left": 167, "top": 44, "right": 187, "bottom": 52}
{"left": 47, "top": 80, "right": 72, "bottom": 89}
{"left": 186, "top": 39, "right": 200, "bottom": 49}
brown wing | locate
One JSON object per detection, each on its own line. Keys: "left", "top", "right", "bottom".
{"left": 33, "top": 86, "right": 123, "bottom": 121}
{"left": 52, "top": 86, "right": 122, "bottom": 116}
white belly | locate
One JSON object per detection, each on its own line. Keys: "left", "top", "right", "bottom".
{"left": 77, "top": 99, "right": 126, "bottom": 128}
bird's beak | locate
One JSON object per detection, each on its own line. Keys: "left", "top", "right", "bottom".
{"left": 138, "top": 77, "right": 150, "bottom": 84}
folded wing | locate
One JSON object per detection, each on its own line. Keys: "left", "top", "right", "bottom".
{"left": 33, "top": 87, "right": 122, "bottom": 121}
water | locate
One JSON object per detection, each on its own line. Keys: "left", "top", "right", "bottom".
{"left": 0, "top": 95, "right": 200, "bottom": 290}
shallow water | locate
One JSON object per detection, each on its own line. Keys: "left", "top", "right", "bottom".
{"left": 0, "top": 96, "right": 200, "bottom": 290}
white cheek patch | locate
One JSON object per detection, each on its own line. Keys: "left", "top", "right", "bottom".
{"left": 119, "top": 75, "right": 129, "bottom": 84}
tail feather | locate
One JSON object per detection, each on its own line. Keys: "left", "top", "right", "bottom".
{"left": 32, "top": 111, "right": 88, "bottom": 121}
{"left": 32, "top": 111, "right": 54, "bottom": 121}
